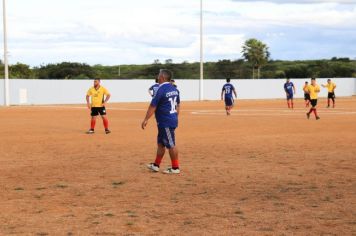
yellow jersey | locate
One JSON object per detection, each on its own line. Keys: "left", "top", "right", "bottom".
{"left": 307, "top": 84, "right": 320, "bottom": 100}
{"left": 303, "top": 85, "right": 309, "bottom": 93}
{"left": 325, "top": 82, "right": 336, "bottom": 93}
{"left": 87, "top": 86, "right": 110, "bottom": 107}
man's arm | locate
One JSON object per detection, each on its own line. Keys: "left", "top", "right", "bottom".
{"left": 221, "top": 90, "right": 225, "bottom": 100}
{"left": 141, "top": 105, "right": 157, "bottom": 130}
{"left": 233, "top": 89, "right": 237, "bottom": 98}
{"left": 293, "top": 84, "right": 296, "bottom": 94}
{"left": 102, "top": 94, "right": 111, "bottom": 107}
{"left": 86, "top": 95, "right": 91, "bottom": 109}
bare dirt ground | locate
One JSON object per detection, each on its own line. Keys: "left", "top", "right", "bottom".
{"left": 0, "top": 98, "right": 355, "bottom": 235}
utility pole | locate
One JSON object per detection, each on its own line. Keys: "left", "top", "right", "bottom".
{"left": 199, "top": 0, "right": 204, "bottom": 101}
{"left": 3, "top": 0, "right": 9, "bottom": 106}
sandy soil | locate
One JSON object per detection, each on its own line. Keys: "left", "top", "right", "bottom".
{"left": 0, "top": 98, "right": 355, "bottom": 235}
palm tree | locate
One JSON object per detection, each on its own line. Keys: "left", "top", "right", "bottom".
{"left": 242, "top": 38, "right": 270, "bottom": 79}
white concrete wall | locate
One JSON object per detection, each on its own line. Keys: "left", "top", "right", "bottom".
{"left": 0, "top": 78, "right": 355, "bottom": 105}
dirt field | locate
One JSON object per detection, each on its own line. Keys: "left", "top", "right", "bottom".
{"left": 0, "top": 98, "right": 355, "bottom": 235}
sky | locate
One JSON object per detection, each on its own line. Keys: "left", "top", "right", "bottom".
{"left": 1, "top": 0, "right": 356, "bottom": 66}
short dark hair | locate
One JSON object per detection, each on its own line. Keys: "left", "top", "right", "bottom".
{"left": 226, "top": 78, "right": 231, "bottom": 82}
{"left": 305, "top": 81, "right": 308, "bottom": 83}
{"left": 311, "top": 77, "right": 316, "bottom": 81}
{"left": 155, "top": 78, "right": 158, "bottom": 83}
{"left": 94, "top": 78, "right": 101, "bottom": 81}
{"left": 160, "top": 69, "right": 173, "bottom": 81}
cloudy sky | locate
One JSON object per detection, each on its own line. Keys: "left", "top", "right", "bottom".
{"left": 2, "top": 0, "right": 356, "bottom": 66}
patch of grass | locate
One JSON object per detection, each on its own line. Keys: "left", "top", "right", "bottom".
{"left": 104, "top": 213, "right": 115, "bottom": 217}
{"left": 258, "top": 227, "right": 274, "bottom": 232}
{"left": 92, "top": 221, "right": 100, "bottom": 225}
{"left": 126, "top": 210, "right": 137, "bottom": 218}
{"left": 127, "top": 222, "right": 134, "bottom": 226}
{"left": 36, "top": 233, "right": 48, "bottom": 236}
{"left": 14, "top": 187, "right": 24, "bottom": 191}
{"left": 235, "top": 210, "right": 244, "bottom": 215}
{"left": 36, "top": 187, "right": 47, "bottom": 191}
{"left": 183, "top": 220, "right": 193, "bottom": 225}
{"left": 112, "top": 181, "right": 125, "bottom": 188}
{"left": 55, "top": 184, "right": 68, "bottom": 189}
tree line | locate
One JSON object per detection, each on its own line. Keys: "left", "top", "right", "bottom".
{"left": 0, "top": 38, "right": 355, "bottom": 80}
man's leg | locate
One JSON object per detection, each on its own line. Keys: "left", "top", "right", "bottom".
{"left": 101, "top": 115, "right": 109, "bottom": 131}
{"left": 168, "top": 147, "right": 179, "bottom": 169}
{"left": 332, "top": 95, "right": 335, "bottom": 108}
{"left": 91, "top": 116, "right": 96, "bottom": 129}
{"left": 155, "top": 144, "right": 166, "bottom": 167}
{"left": 291, "top": 98, "right": 294, "bottom": 109}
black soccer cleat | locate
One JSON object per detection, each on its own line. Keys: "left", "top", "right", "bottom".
{"left": 86, "top": 129, "right": 95, "bottom": 134}
{"left": 105, "top": 129, "right": 111, "bottom": 134}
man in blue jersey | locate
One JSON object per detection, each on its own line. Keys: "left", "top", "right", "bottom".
{"left": 221, "top": 78, "right": 237, "bottom": 116}
{"left": 148, "top": 78, "right": 160, "bottom": 97}
{"left": 284, "top": 78, "right": 296, "bottom": 109}
{"left": 142, "top": 69, "right": 181, "bottom": 174}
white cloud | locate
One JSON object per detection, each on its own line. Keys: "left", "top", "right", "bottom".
{"left": 1, "top": 0, "right": 356, "bottom": 66}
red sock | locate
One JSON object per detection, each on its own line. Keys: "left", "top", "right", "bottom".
{"left": 328, "top": 100, "right": 330, "bottom": 106}
{"left": 313, "top": 109, "right": 318, "bottom": 117}
{"left": 90, "top": 119, "right": 96, "bottom": 130}
{"left": 308, "top": 108, "right": 313, "bottom": 114}
{"left": 103, "top": 117, "right": 109, "bottom": 129}
{"left": 287, "top": 101, "right": 290, "bottom": 108}
{"left": 154, "top": 155, "right": 163, "bottom": 166}
{"left": 291, "top": 102, "right": 294, "bottom": 109}
{"left": 172, "top": 159, "right": 179, "bottom": 169}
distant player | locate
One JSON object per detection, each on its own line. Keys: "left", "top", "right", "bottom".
{"left": 303, "top": 81, "right": 310, "bottom": 107}
{"left": 221, "top": 78, "right": 237, "bottom": 116}
{"left": 306, "top": 77, "right": 321, "bottom": 120}
{"left": 142, "top": 69, "right": 181, "bottom": 174}
{"left": 171, "top": 79, "right": 177, "bottom": 88}
{"left": 86, "top": 78, "right": 111, "bottom": 134}
{"left": 322, "top": 79, "right": 336, "bottom": 108}
{"left": 284, "top": 78, "right": 296, "bottom": 109}
{"left": 148, "top": 78, "right": 160, "bottom": 97}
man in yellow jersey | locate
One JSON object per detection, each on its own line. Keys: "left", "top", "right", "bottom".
{"left": 303, "top": 81, "right": 310, "bottom": 107}
{"left": 322, "top": 79, "right": 336, "bottom": 108}
{"left": 86, "top": 78, "right": 111, "bottom": 134}
{"left": 306, "top": 78, "right": 321, "bottom": 120}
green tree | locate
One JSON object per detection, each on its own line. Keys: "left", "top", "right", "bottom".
{"left": 242, "top": 38, "right": 270, "bottom": 79}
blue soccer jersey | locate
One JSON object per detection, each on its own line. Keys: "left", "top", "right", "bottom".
{"left": 222, "top": 83, "right": 235, "bottom": 98}
{"left": 149, "top": 83, "right": 160, "bottom": 97}
{"left": 151, "top": 82, "right": 180, "bottom": 128}
{"left": 284, "top": 82, "right": 294, "bottom": 94}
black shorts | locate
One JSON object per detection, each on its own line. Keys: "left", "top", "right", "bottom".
{"left": 91, "top": 107, "right": 107, "bottom": 116}
{"left": 310, "top": 99, "right": 318, "bottom": 107}
{"left": 304, "top": 93, "right": 310, "bottom": 101}
{"left": 328, "top": 92, "right": 335, "bottom": 99}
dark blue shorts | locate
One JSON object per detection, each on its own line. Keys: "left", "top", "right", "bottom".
{"left": 286, "top": 93, "right": 293, "bottom": 100}
{"left": 157, "top": 127, "right": 176, "bottom": 148}
{"left": 225, "top": 97, "right": 234, "bottom": 106}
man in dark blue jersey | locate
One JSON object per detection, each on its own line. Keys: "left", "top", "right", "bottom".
{"left": 284, "top": 77, "right": 296, "bottom": 109}
{"left": 142, "top": 69, "right": 181, "bottom": 174}
{"left": 221, "top": 78, "right": 237, "bottom": 116}
{"left": 148, "top": 78, "right": 160, "bottom": 97}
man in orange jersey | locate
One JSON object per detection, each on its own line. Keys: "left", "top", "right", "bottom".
{"left": 303, "top": 81, "right": 310, "bottom": 107}
{"left": 306, "top": 78, "right": 321, "bottom": 120}
{"left": 322, "top": 79, "right": 337, "bottom": 108}
{"left": 86, "top": 78, "right": 111, "bottom": 134}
